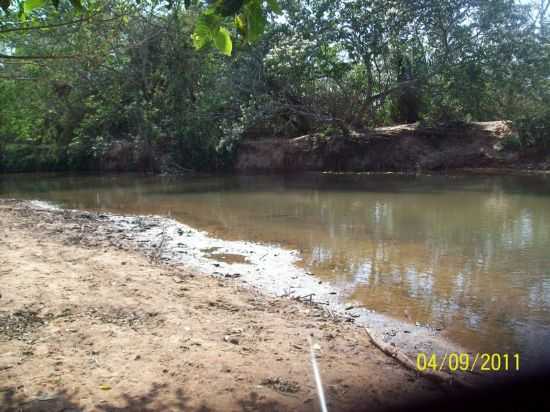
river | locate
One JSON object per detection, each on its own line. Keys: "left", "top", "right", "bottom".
{"left": 2, "top": 172, "right": 550, "bottom": 365}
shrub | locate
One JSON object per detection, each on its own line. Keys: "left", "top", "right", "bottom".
{"left": 512, "top": 113, "right": 550, "bottom": 148}
{"left": 0, "top": 142, "right": 63, "bottom": 172}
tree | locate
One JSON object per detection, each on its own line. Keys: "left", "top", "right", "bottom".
{"left": 1, "top": 0, "right": 549, "bottom": 173}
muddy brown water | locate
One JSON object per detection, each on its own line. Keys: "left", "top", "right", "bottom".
{"left": 2, "top": 172, "right": 550, "bottom": 365}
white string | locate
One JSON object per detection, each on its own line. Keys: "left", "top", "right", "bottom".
{"left": 309, "top": 336, "right": 329, "bottom": 412}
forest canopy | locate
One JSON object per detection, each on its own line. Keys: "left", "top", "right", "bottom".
{"left": 1, "top": 0, "right": 549, "bottom": 172}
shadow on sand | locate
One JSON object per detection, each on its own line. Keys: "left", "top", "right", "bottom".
{"left": 0, "top": 383, "right": 287, "bottom": 412}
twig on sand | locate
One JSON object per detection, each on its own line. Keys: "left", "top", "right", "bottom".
{"left": 150, "top": 222, "right": 168, "bottom": 264}
{"left": 280, "top": 288, "right": 293, "bottom": 298}
{"left": 295, "top": 293, "right": 315, "bottom": 304}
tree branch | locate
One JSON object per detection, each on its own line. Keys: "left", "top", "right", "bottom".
{"left": 0, "top": 53, "right": 79, "bottom": 60}
{"left": 0, "top": 75, "right": 41, "bottom": 81}
{"left": 0, "top": 12, "right": 124, "bottom": 35}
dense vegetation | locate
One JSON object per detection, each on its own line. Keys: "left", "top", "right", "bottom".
{"left": 1, "top": 0, "right": 549, "bottom": 172}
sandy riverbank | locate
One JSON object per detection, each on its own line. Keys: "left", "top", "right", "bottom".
{"left": 0, "top": 200, "right": 455, "bottom": 411}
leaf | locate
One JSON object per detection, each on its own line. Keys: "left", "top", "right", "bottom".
{"left": 243, "top": 0, "right": 265, "bottom": 43}
{"left": 69, "top": 0, "right": 83, "bottom": 11}
{"left": 214, "top": 27, "right": 232, "bottom": 56}
{"left": 23, "top": 0, "right": 45, "bottom": 14}
{"left": 0, "top": 0, "right": 10, "bottom": 13}
{"left": 192, "top": 13, "right": 222, "bottom": 50}
{"left": 234, "top": 14, "right": 246, "bottom": 36}
{"left": 192, "top": 15, "right": 213, "bottom": 49}
{"left": 192, "top": 32, "right": 207, "bottom": 50}
{"left": 267, "top": 0, "right": 282, "bottom": 15}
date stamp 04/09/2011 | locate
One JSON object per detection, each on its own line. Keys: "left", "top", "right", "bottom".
{"left": 416, "top": 352, "right": 521, "bottom": 373}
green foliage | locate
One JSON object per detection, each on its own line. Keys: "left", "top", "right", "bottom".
{"left": 512, "top": 114, "right": 550, "bottom": 148}
{"left": 500, "top": 133, "right": 523, "bottom": 151}
{"left": 0, "top": 141, "right": 63, "bottom": 172}
{"left": 1, "top": 0, "right": 549, "bottom": 173}
{"left": 192, "top": 0, "right": 281, "bottom": 54}
{"left": 0, "top": 0, "right": 85, "bottom": 18}
{"left": 419, "top": 94, "right": 469, "bottom": 128}
{"left": 192, "top": 13, "right": 223, "bottom": 49}
{"left": 23, "top": 0, "right": 47, "bottom": 14}
{"left": 192, "top": 12, "right": 234, "bottom": 56}
{"left": 1, "top": 0, "right": 243, "bottom": 171}
{"left": 213, "top": 27, "right": 232, "bottom": 55}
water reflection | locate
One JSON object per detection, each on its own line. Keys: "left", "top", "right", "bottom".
{"left": 1, "top": 172, "right": 550, "bottom": 361}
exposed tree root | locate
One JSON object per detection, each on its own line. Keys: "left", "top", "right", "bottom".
{"left": 364, "top": 327, "right": 474, "bottom": 389}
